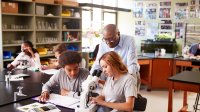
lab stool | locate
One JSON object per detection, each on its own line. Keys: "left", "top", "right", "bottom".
{"left": 194, "top": 93, "right": 200, "bottom": 112}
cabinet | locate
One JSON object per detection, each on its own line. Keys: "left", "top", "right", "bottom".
{"left": 151, "top": 59, "right": 173, "bottom": 89}
{"left": 1, "top": 1, "right": 82, "bottom": 69}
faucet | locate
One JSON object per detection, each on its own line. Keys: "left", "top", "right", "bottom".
{"left": 14, "top": 86, "right": 27, "bottom": 101}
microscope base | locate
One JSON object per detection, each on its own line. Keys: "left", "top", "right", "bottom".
{"left": 76, "top": 104, "right": 97, "bottom": 112}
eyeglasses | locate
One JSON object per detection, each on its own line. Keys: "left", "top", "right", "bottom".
{"left": 102, "top": 37, "right": 115, "bottom": 43}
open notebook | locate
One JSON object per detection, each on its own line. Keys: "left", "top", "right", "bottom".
{"left": 33, "top": 93, "right": 80, "bottom": 109}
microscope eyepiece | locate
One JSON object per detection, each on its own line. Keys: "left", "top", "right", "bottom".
{"left": 92, "top": 70, "right": 98, "bottom": 76}
{"left": 96, "top": 70, "right": 102, "bottom": 77}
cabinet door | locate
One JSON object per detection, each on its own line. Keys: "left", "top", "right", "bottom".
{"left": 151, "top": 59, "right": 173, "bottom": 89}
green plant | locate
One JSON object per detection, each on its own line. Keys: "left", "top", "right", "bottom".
{"left": 156, "top": 34, "right": 173, "bottom": 39}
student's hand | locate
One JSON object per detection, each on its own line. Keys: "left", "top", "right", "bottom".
{"left": 39, "top": 91, "right": 50, "bottom": 102}
{"left": 60, "top": 88, "right": 69, "bottom": 96}
{"left": 7, "top": 64, "right": 14, "bottom": 71}
{"left": 27, "top": 47, "right": 33, "bottom": 53}
{"left": 91, "top": 96, "right": 105, "bottom": 105}
{"left": 27, "top": 47, "right": 35, "bottom": 57}
{"left": 98, "top": 80, "right": 105, "bottom": 85}
{"left": 41, "top": 65, "right": 49, "bottom": 70}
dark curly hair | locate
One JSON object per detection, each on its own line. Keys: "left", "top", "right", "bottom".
{"left": 59, "top": 51, "right": 82, "bottom": 68}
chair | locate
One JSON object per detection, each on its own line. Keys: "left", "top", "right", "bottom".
{"left": 194, "top": 93, "right": 200, "bottom": 112}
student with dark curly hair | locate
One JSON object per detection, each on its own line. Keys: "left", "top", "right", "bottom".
{"left": 39, "top": 51, "right": 89, "bottom": 102}
{"left": 7, "top": 41, "right": 41, "bottom": 70}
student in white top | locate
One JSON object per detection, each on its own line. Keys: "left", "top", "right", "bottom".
{"left": 92, "top": 51, "right": 137, "bottom": 112}
{"left": 7, "top": 41, "right": 41, "bottom": 70}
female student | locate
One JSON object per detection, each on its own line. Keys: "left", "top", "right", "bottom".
{"left": 7, "top": 41, "right": 41, "bottom": 70}
{"left": 92, "top": 51, "right": 137, "bottom": 112}
{"left": 39, "top": 51, "right": 89, "bottom": 102}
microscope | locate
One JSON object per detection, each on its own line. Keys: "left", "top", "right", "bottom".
{"left": 79, "top": 69, "right": 102, "bottom": 112}
{"left": 17, "top": 52, "right": 29, "bottom": 69}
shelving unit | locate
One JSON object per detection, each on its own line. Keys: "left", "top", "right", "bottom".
{"left": 82, "top": 52, "right": 95, "bottom": 70}
{"left": 1, "top": 1, "right": 82, "bottom": 69}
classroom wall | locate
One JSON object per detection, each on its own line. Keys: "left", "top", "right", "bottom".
{"left": 118, "top": 0, "right": 141, "bottom": 53}
{"left": 118, "top": 0, "right": 200, "bottom": 55}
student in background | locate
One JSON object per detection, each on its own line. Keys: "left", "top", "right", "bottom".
{"left": 41, "top": 43, "right": 86, "bottom": 70}
{"left": 7, "top": 41, "right": 41, "bottom": 70}
{"left": 41, "top": 43, "right": 66, "bottom": 70}
{"left": 39, "top": 51, "right": 89, "bottom": 102}
{"left": 92, "top": 51, "right": 137, "bottom": 112}
{"left": 189, "top": 43, "right": 200, "bottom": 57}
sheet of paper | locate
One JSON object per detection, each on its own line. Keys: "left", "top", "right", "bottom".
{"left": 33, "top": 93, "right": 80, "bottom": 109}
{"left": 17, "top": 102, "right": 61, "bottom": 112}
{"left": 40, "top": 69, "right": 59, "bottom": 75}
{"left": 17, "top": 102, "right": 43, "bottom": 112}
{"left": 5, "top": 75, "right": 24, "bottom": 81}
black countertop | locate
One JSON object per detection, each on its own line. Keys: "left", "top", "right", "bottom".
{"left": 138, "top": 53, "right": 175, "bottom": 59}
{"left": 168, "top": 71, "right": 200, "bottom": 85}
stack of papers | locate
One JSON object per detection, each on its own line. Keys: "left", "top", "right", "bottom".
{"left": 33, "top": 93, "right": 80, "bottom": 109}
{"left": 40, "top": 69, "right": 59, "bottom": 75}
{"left": 17, "top": 102, "right": 61, "bottom": 112}
{"left": 5, "top": 73, "right": 29, "bottom": 81}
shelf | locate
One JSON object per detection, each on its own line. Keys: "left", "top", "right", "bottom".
{"left": 2, "top": 29, "right": 34, "bottom": 32}
{"left": 36, "top": 42, "right": 61, "bottom": 45}
{"left": 3, "top": 44, "right": 21, "bottom": 47}
{"left": 36, "top": 29, "right": 60, "bottom": 31}
{"left": 62, "top": 41, "right": 81, "bottom": 44}
{"left": 39, "top": 54, "right": 55, "bottom": 58}
{"left": 62, "top": 29, "right": 82, "bottom": 31}
{"left": 35, "top": 15, "right": 60, "bottom": 18}
{"left": 62, "top": 16, "right": 82, "bottom": 19}
{"left": 62, "top": 4, "right": 80, "bottom": 8}
{"left": 35, "top": 2, "right": 60, "bottom": 6}
{"left": 2, "top": 13, "right": 33, "bottom": 17}
{"left": 3, "top": 59, "right": 14, "bottom": 62}
{"left": 6, "top": 0, "right": 32, "bottom": 3}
